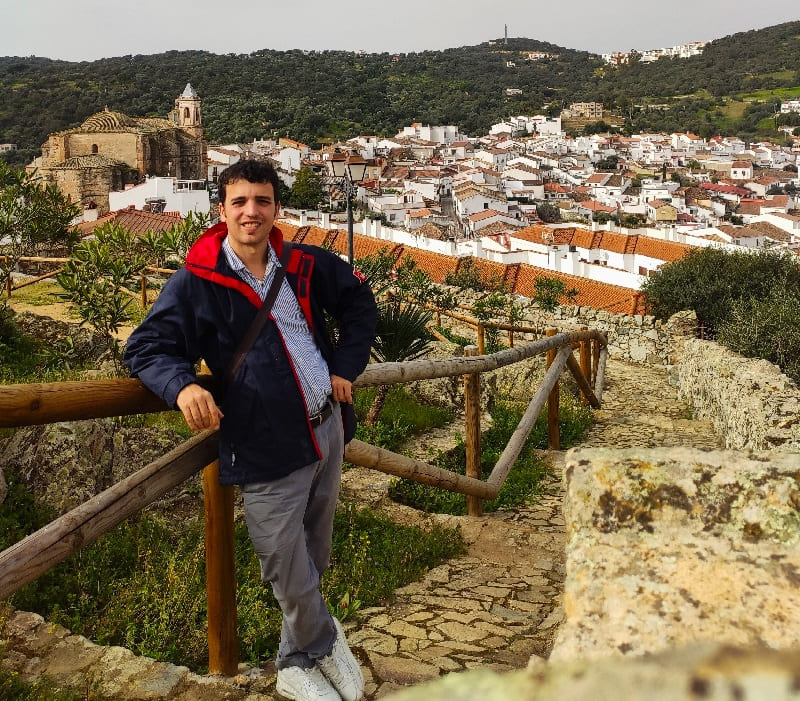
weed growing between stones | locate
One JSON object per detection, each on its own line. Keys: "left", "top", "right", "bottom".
{"left": 388, "top": 394, "right": 594, "bottom": 515}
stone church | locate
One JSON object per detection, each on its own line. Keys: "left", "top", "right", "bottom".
{"left": 29, "top": 84, "right": 207, "bottom": 213}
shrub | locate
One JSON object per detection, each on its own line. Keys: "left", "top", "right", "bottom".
{"left": 641, "top": 247, "right": 800, "bottom": 333}
{"left": 717, "top": 288, "right": 800, "bottom": 383}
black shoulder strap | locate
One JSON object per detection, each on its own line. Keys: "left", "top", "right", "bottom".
{"left": 225, "top": 242, "right": 293, "bottom": 385}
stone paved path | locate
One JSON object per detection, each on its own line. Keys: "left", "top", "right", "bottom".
{"left": 1, "top": 358, "right": 725, "bottom": 700}
{"left": 331, "top": 357, "right": 724, "bottom": 699}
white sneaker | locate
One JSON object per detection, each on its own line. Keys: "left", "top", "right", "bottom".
{"left": 317, "top": 617, "right": 365, "bottom": 701}
{"left": 276, "top": 665, "right": 341, "bottom": 701}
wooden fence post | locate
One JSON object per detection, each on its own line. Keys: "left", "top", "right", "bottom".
{"left": 140, "top": 275, "right": 148, "bottom": 309}
{"left": 579, "top": 326, "right": 592, "bottom": 405}
{"left": 203, "top": 460, "right": 238, "bottom": 676}
{"left": 545, "top": 328, "right": 560, "bottom": 451}
{"left": 477, "top": 324, "right": 485, "bottom": 355}
{"left": 591, "top": 337, "right": 600, "bottom": 387}
{"left": 463, "top": 345, "right": 483, "bottom": 516}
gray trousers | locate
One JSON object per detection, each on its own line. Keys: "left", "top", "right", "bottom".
{"left": 241, "top": 404, "right": 344, "bottom": 669}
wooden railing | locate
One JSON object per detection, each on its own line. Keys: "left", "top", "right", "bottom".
{"left": 0, "top": 329, "right": 606, "bottom": 675}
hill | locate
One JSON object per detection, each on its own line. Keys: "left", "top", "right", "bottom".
{"left": 1, "top": 21, "right": 799, "bottom": 160}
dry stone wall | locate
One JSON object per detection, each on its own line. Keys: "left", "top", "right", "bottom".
{"left": 444, "top": 289, "right": 680, "bottom": 366}
{"left": 676, "top": 337, "right": 800, "bottom": 452}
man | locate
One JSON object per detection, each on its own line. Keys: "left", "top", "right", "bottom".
{"left": 124, "top": 159, "right": 377, "bottom": 701}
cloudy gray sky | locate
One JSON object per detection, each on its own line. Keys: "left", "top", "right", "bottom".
{"left": 2, "top": 0, "right": 797, "bottom": 61}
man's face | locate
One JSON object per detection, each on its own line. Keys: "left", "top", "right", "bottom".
{"left": 218, "top": 179, "right": 281, "bottom": 252}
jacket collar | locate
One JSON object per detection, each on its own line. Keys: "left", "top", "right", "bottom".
{"left": 183, "top": 222, "right": 287, "bottom": 309}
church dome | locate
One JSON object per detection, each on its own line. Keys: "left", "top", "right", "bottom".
{"left": 80, "top": 109, "right": 138, "bottom": 132}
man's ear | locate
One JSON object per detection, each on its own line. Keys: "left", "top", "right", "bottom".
{"left": 218, "top": 201, "right": 226, "bottom": 221}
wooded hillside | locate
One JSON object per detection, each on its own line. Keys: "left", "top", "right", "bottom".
{"left": 1, "top": 21, "right": 799, "bottom": 159}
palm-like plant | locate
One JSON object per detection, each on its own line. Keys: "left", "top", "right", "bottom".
{"left": 366, "top": 298, "right": 433, "bottom": 426}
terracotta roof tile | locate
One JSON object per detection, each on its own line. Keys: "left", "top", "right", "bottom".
{"left": 75, "top": 208, "right": 181, "bottom": 237}
{"left": 632, "top": 236, "right": 692, "bottom": 262}
{"left": 515, "top": 264, "right": 642, "bottom": 314}
{"left": 397, "top": 248, "right": 459, "bottom": 283}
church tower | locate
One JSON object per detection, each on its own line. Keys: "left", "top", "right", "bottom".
{"left": 172, "top": 83, "right": 203, "bottom": 139}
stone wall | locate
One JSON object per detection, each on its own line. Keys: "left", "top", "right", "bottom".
{"left": 675, "top": 337, "right": 800, "bottom": 452}
{"left": 445, "top": 289, "right": 683, "bottom": 367}
{"left": 385, "top": 448, "right": 800, "bottom": 700}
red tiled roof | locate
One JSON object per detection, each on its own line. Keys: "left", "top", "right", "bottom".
{"left": 515, "top": 264, "right": 642, "bottom": 314}
{"left": 397, "top": 248, "right": 459, "bottom": 283}
{"left": 75, "top": 208, "right": 182, "bottom": 237}
{"left": 632, "top": 236, "right": 692, "bottom": 263}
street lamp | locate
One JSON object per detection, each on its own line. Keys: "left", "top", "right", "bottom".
{"left": 327, "top": 153, "right": 367, "bottom": 264}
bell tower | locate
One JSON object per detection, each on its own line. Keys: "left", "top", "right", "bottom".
{"left": 173, "top": 83, "right": 203, "bottom": 139}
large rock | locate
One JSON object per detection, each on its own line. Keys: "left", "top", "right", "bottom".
{"left": 1, "top": 421, "right": 185, "bottom": 515}
{"left": 551, "top": 447, "right": 800, "bottom": 663}
{"left": 384, "top": 643, "right": 800, "bottom": 701}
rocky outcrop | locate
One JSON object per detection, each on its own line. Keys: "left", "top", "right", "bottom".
{"left": 384, "top": 643, "right": 800, "bottom": 701}
{"left": 551, "top": 448, "right": 800, "bottom": 663}
{"left": 0, "top": 421, "right": 185, "bottom": 514}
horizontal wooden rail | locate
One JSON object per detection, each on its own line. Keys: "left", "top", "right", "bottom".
{"left": 0, "top": 430, "right": 219, "bottom": 601}
{"left": 9, "top": 269, "right": 64, "bottom": 291}
{"left": 0, "top": 333, "right": 605, "bottom": 428}
{"left": 0, "top": 376, "right": 216, "bottom": 428}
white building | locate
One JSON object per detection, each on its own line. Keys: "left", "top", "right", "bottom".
{"left": 108, "top": 177, "right": 210, "bottom": 217}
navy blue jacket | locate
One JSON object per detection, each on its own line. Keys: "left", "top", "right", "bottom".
{"left": 124, "top": 222, "right": 377, "bottom": 485}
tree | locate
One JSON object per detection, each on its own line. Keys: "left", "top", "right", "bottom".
{"left": 57, "top": 222, "right": 149, "bottom": 371}
{"left": 536, "top": 202, "right": 561, "bottom": 224}
{"left": 640, "top": 247, "right": 800, "bottom": 334}
{"left": 531, "top": 277, "right": 579, "bottom": 313}
{"left": 717, "top": 288, "right": 800, "bottom": 384}
{"left": 0, "top": 163, "right": 79, "bottom": 310}
{"left": 289, "top": 167, "right": 324, "bottom": 209}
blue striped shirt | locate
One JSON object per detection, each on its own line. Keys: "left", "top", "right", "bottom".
{"left": 222, "top": 237, "right": 332, "bottom": 415}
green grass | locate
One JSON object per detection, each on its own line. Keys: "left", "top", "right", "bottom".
{"left": 388, "top": 394, "right": 593, "bottom": 515}
{"left": 354, "top": 385, "right": 454, "bottom": 451}
{"left": 7, "top": 280, "right": 70, "bottom": 308}
{"left": 741, "top": 83, "right": 800, "bottom": 100}
{"left": 119, "top": 411, "right": 196, "bottom": 439}
{"left": 0, "top": 664, "right": 86, "bottom": 701}
{"left": 0, "top": 468, "right": 463, "bottom": 672}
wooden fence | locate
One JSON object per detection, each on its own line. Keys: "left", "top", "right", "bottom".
{"left": 0, "top": 329, "right": 606, "bottom": 675}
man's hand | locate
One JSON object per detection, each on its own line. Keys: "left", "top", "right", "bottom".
{"left": 177, "top": 383, "right": 224, "bottom": 431}
{"left": 330, "top": 375, "right": 353, "bottom": 404}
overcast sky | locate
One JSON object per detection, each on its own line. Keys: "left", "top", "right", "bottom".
{"left": 2, "top": 1, "right": 797, "bottom": 61}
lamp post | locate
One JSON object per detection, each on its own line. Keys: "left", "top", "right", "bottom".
{"left": 327, "top": 153, "right": 367, "bottom": 264}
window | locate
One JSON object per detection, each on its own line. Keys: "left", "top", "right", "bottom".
{"left": 91, "top": 144, "right": 98, "bottom": 154}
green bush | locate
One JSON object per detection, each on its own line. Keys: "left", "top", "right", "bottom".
{"left": 641, "top": 247, "right": 800, "bottom": 333}
{"left": 0, "top": 314, "right": 84, "bottom": 383}
{"left": 388, "top": 394, "right": 593, "bottom": 515}
{"left": 717, "top": 288, "right": 800, "bottom": 383}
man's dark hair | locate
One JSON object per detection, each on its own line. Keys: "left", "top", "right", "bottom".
{"left": 218, "top": 159, "right": 282, "bottom": 205}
